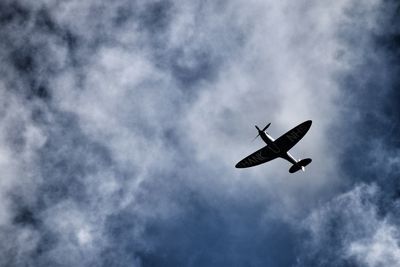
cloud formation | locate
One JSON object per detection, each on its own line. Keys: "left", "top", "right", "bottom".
{"left": 0, "top": 0, "right": 398, "bottom": 266}
{"left": 299, "top": 184, "right": 400, "bottom": 266}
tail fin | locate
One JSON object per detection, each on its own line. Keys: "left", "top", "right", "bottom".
{"left": 289, "top": 158, "right": 312, "bottom": 173}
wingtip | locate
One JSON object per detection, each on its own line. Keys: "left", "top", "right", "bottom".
{"left": 235, "top": 162, "right": 245, "bottom": 168}
{"left": 302, "top": 120, "right": 312, "bottom": 128}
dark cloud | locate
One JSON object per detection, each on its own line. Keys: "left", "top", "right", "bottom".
{"left": 0, "top": 0, "right": 398, "bottom": 267}
{"left": 296, "top": 1, "right": 400, "bottom": 266}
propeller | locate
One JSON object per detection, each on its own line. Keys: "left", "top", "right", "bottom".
{"left": 251, "top": 123, "right": 271, "bottom": 142}
{"left": 261, "top": 123, "right": 271, "bottom": 132}
{"left": 251, "top": 133, "right": 260, "bottom": 142}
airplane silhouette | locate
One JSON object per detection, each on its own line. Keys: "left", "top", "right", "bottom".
{"left": 235, "top": 120, "right": 312, "bottom": 173}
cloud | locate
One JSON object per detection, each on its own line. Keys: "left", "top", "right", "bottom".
{"left": 296, "top": 2, "right": 400, "bottom": 266}
{"left": 298, "top": 184, "right": 400, "bottom": 267}
{"left": 0, "top": 0, "right": 397, "bottom": 266}
{"left": 348, "top": 222, "right": 400, "bottom": 267}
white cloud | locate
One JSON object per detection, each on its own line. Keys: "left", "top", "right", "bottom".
{"left": 348, "top": 222, "right": 400, "bottom": 267}
{"left": 0, "top": 0, "right": 388, "bottom": 265}
{"left": 303, "top": 183, "right": 400, "bottom": 266}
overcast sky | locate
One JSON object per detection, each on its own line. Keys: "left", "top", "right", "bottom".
{"left": 0, "top": 0, "right": 399, "bottom": 266}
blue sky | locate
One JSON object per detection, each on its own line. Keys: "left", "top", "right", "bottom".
{"left": 0, "top": 1, "right": 399, "bottom": 266}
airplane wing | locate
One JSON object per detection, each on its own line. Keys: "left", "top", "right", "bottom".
{"left": 235, "top": 145, "right": 280, "bottom": 168}
{"left": 273, "top": 120, "right": 312, "bottom": 152}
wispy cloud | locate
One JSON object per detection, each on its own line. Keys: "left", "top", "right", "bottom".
{"left": 299, "top": 184, "right": 400, "bottom": 267}
{"left": 0, "top": 0, "right": 397, "bottom": 266}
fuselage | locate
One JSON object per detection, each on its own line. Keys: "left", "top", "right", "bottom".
{"left": 258, "top": 129, "right": 298, "bottom": 165}
{"left": 259, "top": 130, "right": 274, "bottom": 145}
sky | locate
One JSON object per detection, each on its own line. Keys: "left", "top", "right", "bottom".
{"left": 0, "top": 0, "right": 399, "bottom": 266}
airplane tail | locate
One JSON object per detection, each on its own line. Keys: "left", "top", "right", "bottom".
{"left": 289, "top": 158, "right": 312, "bottom": 173}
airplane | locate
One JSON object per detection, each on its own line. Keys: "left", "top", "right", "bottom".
{"left": 235, "top": 120, "right": 312, "bottom": 173}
